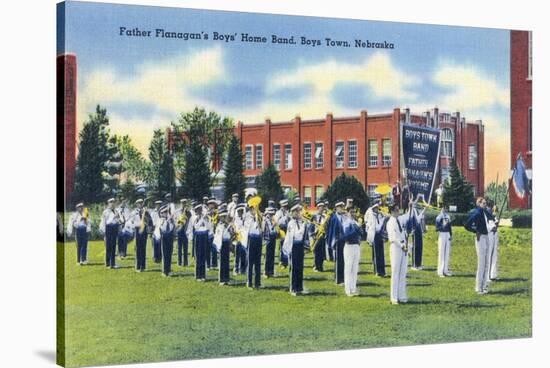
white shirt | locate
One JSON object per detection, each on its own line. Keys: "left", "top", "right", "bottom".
{"left": 274, "top": 208, "right": 289, "bottom": 228}
{"left": 67, "top": 211, "right": 91, "bottom": 237}
{"left": 365, "top": 207, "right": 385, "bottom": 244}
{"left": 227, "top": 201, "right": 238, "bottom": 218}
{"left": 244, "top": 213, "right": 262, "bottom": 237}
{"left": 213, "top": 222, "right": 232, "bottom": 251}
{"left": 99, "top": 207, "right": 120, "bottom": 233}
{"left": 386, "top": 213, "right": 411, "bottom": 249}
{"left": 283, "top": 218, "right": 308, "bottom": 255}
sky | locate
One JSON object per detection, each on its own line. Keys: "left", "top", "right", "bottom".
{"left": 60, "top": 1, "right": 512, "bottom": 186}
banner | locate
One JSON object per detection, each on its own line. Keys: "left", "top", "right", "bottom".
{"left": 401, "top": 124, "right": 441, "bottom": 203}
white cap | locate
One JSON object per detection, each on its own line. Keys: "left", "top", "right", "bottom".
{"left": 76, "top": 202, "right": 84, "bottom": 208}
{"left": 334, "top": 201, "right": 345, "bottom": 208}
{"left": 290, "top": 204, "right": 302, "bottom": 212}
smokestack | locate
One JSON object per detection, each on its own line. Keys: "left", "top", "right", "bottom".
{"left": 426, "top": 110, "right": 431, "bottom": 127}
{"left": 405, "top": 107, "right": 410, "bottom": 123}
{"left": 434, "top": 107, "right": 439, "bottom": 128}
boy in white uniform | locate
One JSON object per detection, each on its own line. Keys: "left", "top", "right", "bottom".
{"left": 435, "top": 206, "right": 453, "bottom": 277}
{"left": 342, "top": 207, "right": 363, "bottom": 296}
{"left": 67, "top": 203, "right": 91, "bottom": 265}
{"left": 387, "top": 204, "right": 412, "bottom": 304}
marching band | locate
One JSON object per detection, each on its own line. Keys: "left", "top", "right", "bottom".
{"left": 67, "top": 190, "right": 503, "bottom": 302}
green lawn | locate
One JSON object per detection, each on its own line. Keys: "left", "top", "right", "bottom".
{"left": 58, "top": 227, "right": 532, "bottom": 367}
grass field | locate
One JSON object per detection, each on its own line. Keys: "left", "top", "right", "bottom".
{"left": 58, "top": 227, "right": 532, "bottom": 367}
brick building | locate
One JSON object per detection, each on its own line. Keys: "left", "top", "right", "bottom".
{"left": 510, "top": 30, "right": 532, "bottom": 209}
{"left": 235, "top": 108, "right": 484, "bottom": 207}
{"left": 57, "top": 53, "right": 77, "bottom": 207}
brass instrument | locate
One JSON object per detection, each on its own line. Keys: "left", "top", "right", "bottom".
{"left": 139, "top": 208, "right": 148, "bottom": 233}
{"left": 177, "top": 209, "right": 189, "bottom": 227}
{"left": 82, "top": 207, "right": 89, "bottom": 223}
{"left": 310, "top": 209, "right": 333, "bottom": 253}
{"left": 247, "top": 195, "right": 263, "bottom": 229}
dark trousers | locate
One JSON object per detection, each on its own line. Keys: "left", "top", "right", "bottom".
{"left": 161, "top": 231, "right": 174, "bottom": 276}
{"left": 76, "top": 226, "right": 88, "bottom": 263}
{"left": 219, "top": 240, "right": 231, "bottom": 283}
{"left": 194, "top": 232, "right": 208, "bottom": 279}
{"left": 152, "top": 237, "right": 162, "bottom": 263}
{"left": 177, "top": 230, "right": 188, "bottom": 266}
{"left": 313, "top": 236, "right": 326, "bottom": 271}
{"left": 412, "top": 227, "right": 423, "bottom": 268}
{"left": 135, "top": 229, "right": 148, "bottom": 271}
{"left": 290, "top": 241, "right": 305, "bottom": 293}
{"left": 334, "top": 240, "right": 345, "bottom": 284}
{"left": 247, "top": 235, "right": 262, "bottom": 288}
{"left": 372, "top": 233, "right": 386, "bottom": 276}
{"left": 210, "top": 241, "right": 218, "bottom": 269}
{"left": 264, "top": 235, "right": 276, "bottom": 276}
{"left": 326, "top": 241, "right": 334, "bottom": 261}
{"left": 105, "top": 224, "right": 119, "bottom": 268}
{"left": 279, "top": 239, "right": 289, "bottom": 267}
{"left": 117, "top": 231, "right": 128, "bottom": 257}
{"left": 206, "top": 236, "right": 213, "bottom": 269}
{"left": 234, "top": 243, "right": 247, "bottom": 274}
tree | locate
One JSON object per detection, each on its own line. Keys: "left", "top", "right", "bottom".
{"left": 104, "top": 135, "right": 123, "bottom": 197}
{"left": 116, "top": 135, "right": 150, "bottom": 183}
{"left": 485, "top": 180, "right": 508, "bottom": 209}
{"left": 223, "top": 135, "right": 246, "bottom": 202}
{"left": 321, "top": 173, "right": 370, "bottom": 213}
{"left": 120, "top": 178, "right": 137, "bottom": 204}
{"left": 255, "top": 163, "right": 284, "bottom": 210}
{"left": 148, "top": 129, "right": 174, "bottom": 199}
{"left": 442, "top": 159, "right": 475, "bottom": 212}
{"left": 73, "top": 105, "right": 110, "bottom": 204}
{"left": 181, "top": 138, "right": 211, "bottom": 201}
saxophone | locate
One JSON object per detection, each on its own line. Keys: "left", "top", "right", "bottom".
{"left": 139, "top": 208, "right": 148, "bottom": 233}
{"left": 310, "top": 209, "right": 333, "bottom": 252}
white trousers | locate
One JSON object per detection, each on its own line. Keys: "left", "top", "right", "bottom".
{"left": 475, "top": 234, "right": 491, "bottom": 292}
{"left": 344, "top": 243, "right": 360, "bottom": 295}
{"left": 437, "top": 232, "right": 452, "bottom": 276}
{"left": 390, "top": 242, "right": 408, "bottom": 303}
{"left": 488, "top": 231, "right": 499, "bottom": 280}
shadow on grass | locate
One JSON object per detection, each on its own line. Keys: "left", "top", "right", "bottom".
{"left": 490, "top": 287, "right": 530, "bottom": 296}
{"left": 356, "top": 281, "right": 380, "bottom": 287}
{"left": 262, "top": 285, "right": 289, "bottom": 291}
{"left": 304, "top": 276, "right": 330, "bottom": 282}
{"left": 456, "top": 301, "right": 502, "bottom": 309}
{"left": 169, "top": 272, "right": 195, "bottom": 278}
{"left": 496, "top": 277, "right": 529, "bottom": 283}
{"left": 408, "top": 282, "right": 432, "bottom": 287}
{"left": 84, "top": 262, "right": 105, "bottom": 267}
{"left": 357, "top": 292, "right": 387, "bottom": 298}
{"left": 304, "top": 290, "right": 338, "bottom": 296}
{"left": 450, "top": 273, "right": 476, "bottom": 278}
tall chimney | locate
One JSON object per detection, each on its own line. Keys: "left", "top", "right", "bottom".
{"left": 405, "top": 107, "right": 410, "bottom": 123}
{"left": 434, "top": 107, "right": 439, "bottom": 128}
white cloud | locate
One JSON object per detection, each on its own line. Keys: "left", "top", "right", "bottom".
{"left": 433, "top": 63, "right": 509, "bottom": 111}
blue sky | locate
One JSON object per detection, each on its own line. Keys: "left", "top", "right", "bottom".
{"left": 60, "top": 0, "right": 511, "bottom": 184}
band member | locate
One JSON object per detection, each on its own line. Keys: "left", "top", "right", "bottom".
{"left": 214, "top": 211, "right": 232, "bottom": 285}
{"left": 311, "top": 201, "right": 328, "bottom": 272}
{"left": 410, "top": 203, "right": 427, "bottom": 270}
{"left": 332, "top": 201, "right": 347, "bottom": 285}
{"left": 435, "top": 183, "right": 445, "bottom": 209}
{"left": 283, "top": 204, "right": 310, "bottom": 295}
{"left": 151, "top": 200, "right": 163, "bottom": 263}
{"left": 132, "top": 198, "right": 150, "bottom": 272}
{"left": 365, "top": 201, "right": 387, "bottom": 277}
{"left": 207, "top": 198, "right": 218, "bottom": 270}
{"left": 227, "top": 193, "right": 239, "bottom": 218}
{"left": 67, "top": 202, "right": 91, "bottom": 265}
{"left": 116, "top": 199, "right": 132, "bottom": 259}
{"left": 164, "top": 193, "right": 176, "bottom": 215}
{"left": 464, "top": 197, "right": 491, "bottom": 294}
{"left": 387, "top": 204, "right": 412, "bottom": 304}
{"left": 263, "top": 206, "right": 278, "bottom": 278}
{"left": 342, "top": 207, "right": 363, "bottom": 296}
{"left": 244, "top": 204, "right": 263, "bottom": 289}
{"left": 176, "top": 198, "right": 190, "bottom": 267}
{"left": 275, "top": 199, "right": 290, "bottom": 268}
{"left": 435, "top": 205, "right": 453, "bottom": 277}
{"left": 159, "top": 204, "right": 175, "bottom": 277}
{"left": 324, "top": 201, "right": 334, "bottom": 262}
{"left": 392, "top": 181, "right": 402, "bottom": 209}
{"left": 233, "top": 204, "right": 247, "bottom": 275}
{"left": 99, "top": 198, "right": 121, "bottom": 269}
{"left": 190, "top": 203, "right": 212, "bottom": 281}
{"left": 486, "top": 200, "right": 500, "bottom": 281}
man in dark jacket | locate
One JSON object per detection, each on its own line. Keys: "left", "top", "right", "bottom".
{"left": 464, "top": 197, "right": 491, "bottom": 294}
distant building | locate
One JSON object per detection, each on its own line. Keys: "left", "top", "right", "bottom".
{"left": 510, "top": 30, "right": 532, "bottom": 209}
{"left": 57, "top": 53, "right": 77, "bottom": 207}
{"left": 235, "top": 108, "right": 484, "bottom": 207}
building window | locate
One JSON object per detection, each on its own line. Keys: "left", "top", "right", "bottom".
{"left": 527, "top": 107, "right": 533, "bottom": 151}
{"left": 441, "top": 167, "right": 451, "bottom": 184}
{"left": 468, "top": 144, "right": 477, "bottom": 170}
{"left": 303, "top": 186, "right": 312, "bottom": 207}
{"left": 367, "top": 184, "right": 378, "bottom": 197}
{"left": 315, "top": 142, "right": 324, "bottom": 169}
{"left": 284, "top": 144, "right": 292, "bottom": 170}
{"left": 255, "top": 144, "right": 263, "bottom": 170}
{"left": 303, "top": 143, "right": 312, "bottom": 169}
{"left": 245, "top": 145, "right": 253, "bottom": 170}
{"left": 527, "top": 31, "right": 533, "bottom": 79}
{"left": 315, "top": 185, "right": 324, "bottom": 204}
{"left": 335, "top": 141, "right": 345, "bottom": 169}
{"left": 348, "top": 140, "right": 358, "bottom": 168}
{"left": 368, "top": 140, "right": 378, "bottom": 167}
{"left": 273, "top": 144, "right": 281, "bottom": 170}
{"left": 382, "top": 139, "right": 392, "bottom": 166}
{"left": 441, "top": 128, "right": 454, "bottom": 158}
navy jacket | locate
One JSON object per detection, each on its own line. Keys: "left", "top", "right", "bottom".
{"left": 464, "top": 207, "right": 488, "bottom": 235}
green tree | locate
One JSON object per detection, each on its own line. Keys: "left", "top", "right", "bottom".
{"left": 120, "top": 178, "right": 137, "bottom": 204}
{"left": 181, "top": 138, "right": 211, "bottom": 201}
{"left": 148, "top": 129, "right": 174, "bottom": 199}
{"left": 223, "top": 135, "right": 246, "bottom": 202}
{"left": 73, "top": 105, "right": 110, "bottom": 204}
{"left": 485, "top": 180, "right": 508, "bottom": 209}
{"left": 116, "top": 135, "right": 150, "bottom": 183}
{"left": 255, "top": 163, "right": 284, "bottom": 211}
{"left": 321, "top": 173, "right": 370, "bottom": 213}
{"left": 104, "top": 135, "right": 123, "bottom": 197}
{"left": 442, "top": 159, "right": 475, "bottom": 212}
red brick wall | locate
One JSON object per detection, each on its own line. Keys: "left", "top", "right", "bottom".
{"left": 510, "top": 30, "right": 532, "bottom": 208}
{"left": 57, "top": 54, "right": 77, "bottom": 207}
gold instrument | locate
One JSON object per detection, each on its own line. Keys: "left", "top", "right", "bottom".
{"left": 177, "top": 210, "right": 188, "bottom": 227}
{"left": 82, "top": 207, "right": 89, "bottom": 223}
{"left": 247, "top": 195, "right": 263, "bottom": 229}
{"left": 310, "top": 209, "right": 333, "bottom": 253}
{"left": 275, "top": 225, "right": 286, "bottom": 240}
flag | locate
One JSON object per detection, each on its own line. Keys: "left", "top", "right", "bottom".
{"left": 512, "top": 154, "right": 530, "bottom": 199}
